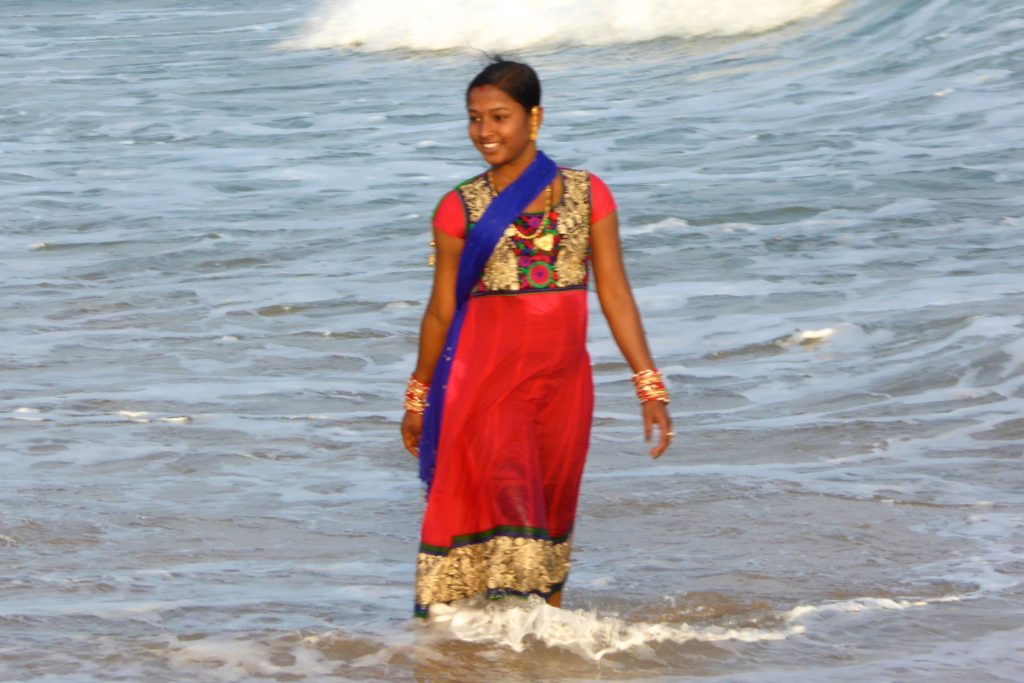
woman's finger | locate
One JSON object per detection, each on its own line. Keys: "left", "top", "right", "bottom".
{"left": 647, "top": 405, "right": 672, "bottom": 458}
{"left": 402, "top": 429, "right": 415, "bottom": 456}
{"left": 650, "top": 423, "right": 669, "bottom": 458}
{"left": 401, "top": 412, "right": 423, "bottom": 457}
{"left": 407, "top": 427, "right": 421, "bottom": 457}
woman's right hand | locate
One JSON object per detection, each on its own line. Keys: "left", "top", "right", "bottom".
{"left": 401, "top": 410, "right": 424, "bottom": 457}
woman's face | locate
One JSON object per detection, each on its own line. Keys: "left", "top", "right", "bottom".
{"left": 466, "top": 85, "right": 537, "bottom": 168}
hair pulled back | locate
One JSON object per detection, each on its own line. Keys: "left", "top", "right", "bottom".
{"left": 466, "top": 58, "right": 541, "bottom": 112}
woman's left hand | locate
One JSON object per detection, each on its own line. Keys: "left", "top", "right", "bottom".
{"left": 401, "top": 410, "right": 424, "bottom": 457}
{"left": 642, "top": 401, "right": 673, "bottom": 458}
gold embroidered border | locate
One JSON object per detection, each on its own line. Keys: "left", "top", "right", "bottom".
{"left": 554, "top": 168, "right": 593, "bottom": 287}
{"left": 457, "top": 175, "right": 520, "bottom": 291}
{"left": 455, "top": 169, "right": 593, "bottom": 293}
{"left": 416, "top": 535, "right": 571, "bottom": 609}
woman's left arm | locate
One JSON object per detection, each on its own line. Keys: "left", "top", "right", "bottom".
{"left": 591, "top": 209, "right": 673, "bottom": 458}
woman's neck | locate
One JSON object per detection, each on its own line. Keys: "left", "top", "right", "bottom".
{"left": 489, "top": 146, "right": 538, "bottom": 191}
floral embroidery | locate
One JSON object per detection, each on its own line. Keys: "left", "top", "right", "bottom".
{"left": 527, "top": 262, "right": 554, "bottom": 287}
{"left": 457, "top": 169, "right": 592, "bottom": 296}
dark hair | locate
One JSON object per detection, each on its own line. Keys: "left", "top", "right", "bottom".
{"left": 466, "top": 58, "right": 541, "bottom": 112}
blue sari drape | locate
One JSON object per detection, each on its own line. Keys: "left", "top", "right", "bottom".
{"left": 419, "top": 151, "right": 558, "bottom": 489}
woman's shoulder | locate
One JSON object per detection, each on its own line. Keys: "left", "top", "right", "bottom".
{"left": 435, "top": 174, "right": 489, "bottom": 208}
{"left": 449, "top": 172, "right": 488, "bottom": 194}
{"left": 434, "top": 172, "right": 486, "bottom": 207}
{"left": 556, "top": 167, "right": 616, "bottom": 222}
{"left": 433, "top": 175, "right": 490, "bottom": 239}
{"left": 432, "top": 189, "right": 467, "bottom": 239}
{"left": 558, "top": 165, "right": 592, "bottom": 178}
{"left": 558, "top": 166, "right": 611, "bottom": 191}
{"left": 557, "top": 165, "right": 601, "bottom": 177}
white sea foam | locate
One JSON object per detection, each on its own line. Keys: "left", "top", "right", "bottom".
{"left": 280, "top": 0, "right": 848, "bottom": 51}
{"left": 8, "top": 406, "right": 46, "bottom": 422}
{"left": 431, "top": 596, "right": 802, "bottom": 661}
{"left": 776, "top": 326, "right": 835, "bottom": 347}
{"left": 425, "top": 592, "right": 961, "bottom": 662}
{"left": 116, "top": 410, "right": 152, "bottom": 423}
{"left": 782, "top": 595, "right": 962, "bottom": 623}
{"left": 166, "top": 637, "right": 336, "bottom": 682}
{"left": 424, "top": 592, "right": 966, "bottom": 661}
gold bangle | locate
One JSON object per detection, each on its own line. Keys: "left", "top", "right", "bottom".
{"left": 632, "top": 368, "right": 670, "bottom": 404}
{"left": 404, "top": 376, "right": 430, "bottom": 414}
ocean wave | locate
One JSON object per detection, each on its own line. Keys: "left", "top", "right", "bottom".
{"left": 279, "top": 0, "right": 848, "bottom": 52}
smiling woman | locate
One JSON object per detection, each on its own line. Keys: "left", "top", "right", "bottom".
{"left": 400, "top": 59, "right": 673, "bottom": 619}
{"left": 466, "top": 66, "right": 540, "bottom": 168}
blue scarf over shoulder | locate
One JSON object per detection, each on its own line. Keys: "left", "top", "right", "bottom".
{"left": 419, "top": 151, "right": 558, "bottom": 489}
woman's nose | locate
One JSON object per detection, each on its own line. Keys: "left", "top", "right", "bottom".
{"left": 479, "top": 118, "right": 494, "bottom": 138}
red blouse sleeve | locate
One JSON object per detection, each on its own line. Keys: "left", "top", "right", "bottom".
{"left": 589, "top": 173, "right": 616, "bottom": 224}
{"left": 432, "top": 190, "right": 467, "bottom": 239}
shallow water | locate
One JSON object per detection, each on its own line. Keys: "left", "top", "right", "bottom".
{"left": 2, "top": 0, "right": 1024, "bottom": 680}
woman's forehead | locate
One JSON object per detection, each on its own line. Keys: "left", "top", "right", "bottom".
{"left": 466, "top": 85, "right": 518, "bottom": 110}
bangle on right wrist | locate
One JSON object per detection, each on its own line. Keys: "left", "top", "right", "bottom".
{"left": 404, "top": 376, "right": 430, "bottom": 414}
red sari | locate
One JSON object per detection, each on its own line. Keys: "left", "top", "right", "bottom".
{"left": 415, "top": 167, "right": 615, "bottom": 617}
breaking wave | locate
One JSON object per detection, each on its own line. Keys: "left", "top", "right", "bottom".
{"left": 279, "top": 0, "right": 848, "bottom": 51}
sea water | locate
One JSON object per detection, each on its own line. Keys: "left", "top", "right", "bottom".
{"left": 2, "top": 0, "right": 1023, "bottom": 680}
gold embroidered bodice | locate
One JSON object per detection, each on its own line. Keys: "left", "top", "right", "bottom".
{"left": 456, "top": 168, "right": 593, "bottom": 296}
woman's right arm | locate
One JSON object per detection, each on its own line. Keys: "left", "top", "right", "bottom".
{"left": 401, "top": 226, "right": 464, "bottom": 456}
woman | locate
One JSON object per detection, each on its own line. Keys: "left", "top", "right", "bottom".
{"left": 401, "top": 59, "right": 672, "bottom": 618}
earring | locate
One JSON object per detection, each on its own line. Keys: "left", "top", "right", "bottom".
{"left": 530, "top": 107, "right": 539, "bottom": 141}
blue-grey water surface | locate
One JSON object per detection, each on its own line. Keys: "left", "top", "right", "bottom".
{"left": 2, "top": 0, "right": 1023, "bottom": 680}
